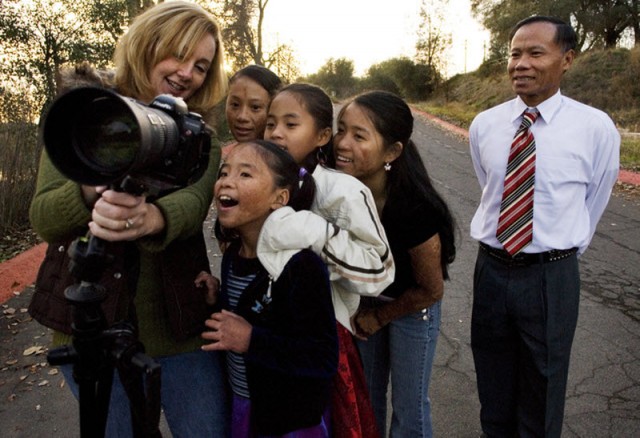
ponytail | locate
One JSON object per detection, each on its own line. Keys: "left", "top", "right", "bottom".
{"left": 288, "top": 167, "right": 316, "bottom": 211}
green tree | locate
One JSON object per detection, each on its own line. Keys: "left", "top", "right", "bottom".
{"left": 0, "top": 0, "right": 130, "bottom": 113}
{"left": 415, "top": 0, "right": 451, "bottom": 78}
{"left": 471, "top": 0, "right": 637, "bottom": 52}
{"left": 306, "top": 58, "right": 357, "bottom": 99}
{"left": 630, "top": 0, "right": 640, "bottom": 45}
{"left": 364, "top": 57, "right": 440, "bottom": 101}
{"left": 471, "top": 0, "right": 572, "bottom": 51}
{"left": 210, "top": 0, "right": 299, "bottom": 77}
{"left": 270, "top": 44, "right": 302, "bottom": 83}
{"left": 125, "top": 0, "right": 157, "bottom": 23}
{"left": 575, "top": 0, "right": 637, "bottom": 48}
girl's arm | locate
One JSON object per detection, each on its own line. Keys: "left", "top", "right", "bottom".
{"left": 354, "top": 233, "right": 444, "bottom": 337}
{"left": 258, "top": 186, "right": 394, "bottom": 296}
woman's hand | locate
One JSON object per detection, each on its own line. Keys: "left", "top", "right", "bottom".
{"left": 88, "top": 188, "right": 166, "bottom": 241}
{"left": 195, "top": 271, "right": 219, "bottom": 306}
{"left": 201, "top": 310, "right": 252, "bottom": 353}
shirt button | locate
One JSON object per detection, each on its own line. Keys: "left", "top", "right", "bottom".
{"left": 421, "top": 308, "right": 427, "bottom": 313}
{"left": 113, "top": 272, "right": 122, "bottom": 279}
{"left": 422, "top": 315, "right": 429, "bottom": 321}
{"left": 58, "top": 245, "right": 65, "bottom": 252}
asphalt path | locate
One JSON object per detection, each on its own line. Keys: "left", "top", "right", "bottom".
{"left": 1, "top": 112, "right": 639, "bottom": 437}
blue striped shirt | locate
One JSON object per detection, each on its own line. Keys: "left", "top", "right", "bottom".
{"left": 226, "top": 263, "right": 255, "bottom": 399}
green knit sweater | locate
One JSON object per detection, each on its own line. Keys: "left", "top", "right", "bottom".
{"left": 30, "top": 140, "right": 220, "bottom": 357}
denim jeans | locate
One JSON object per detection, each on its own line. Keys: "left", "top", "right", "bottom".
{"left": 61, "top": 349, "right": 229, "bottom": 437}
{"left": 357, "top": 300, "right": 441, "bottom": 438}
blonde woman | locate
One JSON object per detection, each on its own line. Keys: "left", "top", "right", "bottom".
{"left": 28, "top": 2, "right": 229, "bottom": 436}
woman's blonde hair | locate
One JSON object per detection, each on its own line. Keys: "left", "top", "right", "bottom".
{"left": 114, "top": 1, "right": 227, "bottom": 116}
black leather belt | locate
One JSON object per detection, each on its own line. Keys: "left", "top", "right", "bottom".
{"left": 479, "top": 242, "right": 577, "bottom": 266}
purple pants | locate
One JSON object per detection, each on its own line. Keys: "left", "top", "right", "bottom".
{"left": 231, "top": 394, "right": 331, "bottom": 438}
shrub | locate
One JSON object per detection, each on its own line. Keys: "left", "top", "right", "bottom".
{"left": 0, "top": 122, "right": 40, "bottom": 235}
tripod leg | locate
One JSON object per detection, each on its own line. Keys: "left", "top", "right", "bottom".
{"left": 119, "top": 361, "right": 162, "bottom": 438}
{"left": 77, "top": 364, "right": 114, "bottom": 437}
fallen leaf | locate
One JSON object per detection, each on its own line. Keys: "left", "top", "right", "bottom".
{"left": 48, "top": 369, "right": 59, "bottom": 376}
{"left": 3, "top": 308, "right": 16, "bottom": 315}
{"left": 5, "top": 359, "right": 18, "bottom": 366}
{"left": 23, "top": 346, "right": 46, "bottom": 356}
{"left": 38, "top": 380, "right": 49, "bottom": 386}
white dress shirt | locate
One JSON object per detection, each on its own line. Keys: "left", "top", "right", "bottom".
{"left": 469, "top": 91, "right": 620, "bottom": 255}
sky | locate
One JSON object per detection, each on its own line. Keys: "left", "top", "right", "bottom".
{"left": 262, "top": 0, "right": 491, "bottom": 77}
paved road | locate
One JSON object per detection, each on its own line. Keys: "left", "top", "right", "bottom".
{"left": 1, "top": 112, "right": 639, "bottom": 437}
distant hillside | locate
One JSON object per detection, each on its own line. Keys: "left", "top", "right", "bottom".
{"left": 426, "top": 47, "right": 640, "bottom": 133}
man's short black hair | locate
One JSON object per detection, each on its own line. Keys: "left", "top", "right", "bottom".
{"left": 509, "top": 15, "right": 577, "bottom": 53}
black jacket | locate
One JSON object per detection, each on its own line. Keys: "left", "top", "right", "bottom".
{"left": 221, "top": 244, "right": 338, "bottom": 435}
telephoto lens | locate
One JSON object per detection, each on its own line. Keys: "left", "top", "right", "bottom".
{"left": 42, "top": 86, "right": 211, "bottom": 196}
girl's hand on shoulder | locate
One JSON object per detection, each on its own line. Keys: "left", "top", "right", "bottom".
{"left": 195, "top": 271, "right": 219, "bottom": 306}
{"left": 88, "top": 189, "right": 166, "bottom": 241}
{"left": 81, "top": 185, "right": 106, "bottom": 208}
{"left": 353, "top": 308, "right": 384, "bottom": 338}
{"left": 201, "top": 309, "right": 252, "bottom": 353}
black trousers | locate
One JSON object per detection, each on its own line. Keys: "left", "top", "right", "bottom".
{"left": 471, "top": 246, "right": 580, "bottom": 438}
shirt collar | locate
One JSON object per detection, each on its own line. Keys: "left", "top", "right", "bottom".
{"left": 512, "top": 90, "right": 563, "bottom": 124}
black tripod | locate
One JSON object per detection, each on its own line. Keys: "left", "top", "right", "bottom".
{"left": 47, "top": 234, "right": 162, "bottom": 438}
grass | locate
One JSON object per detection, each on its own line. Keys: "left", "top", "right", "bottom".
{"left": 621, "top": 136, "right": 640, "bottom": 171}
{"left": 413, "top": 102, "right": 475, "bottom": 130}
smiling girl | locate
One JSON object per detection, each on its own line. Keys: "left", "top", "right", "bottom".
{"left": 225, "top": 65, "right": 282, "bottom": 144}
{"left": 260, "top": 83, "right": 393, "bottom": 437}
{"left": 333, "top": 90, "right": 457, "bottom": 437}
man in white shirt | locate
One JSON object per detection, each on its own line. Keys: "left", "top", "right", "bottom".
{"left": 469, "top": 15, "right": 620, "bottom": 438}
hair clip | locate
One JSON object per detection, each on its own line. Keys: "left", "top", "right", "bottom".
{"left": 299, "top": 167, "right": 308, "bottom": 179}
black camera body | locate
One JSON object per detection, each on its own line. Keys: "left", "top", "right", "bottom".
{"left": 43, "top": 86, "right": 211, "bottom": 197}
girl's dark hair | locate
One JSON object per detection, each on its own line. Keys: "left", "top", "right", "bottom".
{"left": 340, "top": 90, "right": 456, "bottom": 278}
{"left": 215, "top": 139, "right": 316, "bottom": 243}
{"left": 229, "top": 65, "right": 282, "bottom": 98}
{"left": 276, "top": 83, "right": 333, "bottom": 171}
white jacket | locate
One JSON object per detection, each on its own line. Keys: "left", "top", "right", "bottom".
{"left": 257, "top": 165, "right": 395, "bottom": 332}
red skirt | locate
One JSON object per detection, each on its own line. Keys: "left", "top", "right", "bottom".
{"left": 331, "top": 323, "right": 380, "bottom": 438}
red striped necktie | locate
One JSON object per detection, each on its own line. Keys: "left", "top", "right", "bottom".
{"left": 496, "top": 109, "right": 539, "bottom": 256}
